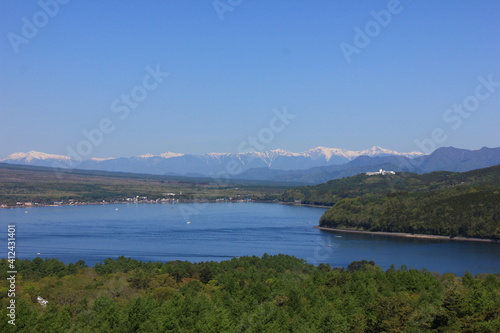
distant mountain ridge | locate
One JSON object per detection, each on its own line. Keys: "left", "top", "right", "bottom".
{"left": 236, "top": 147, "right": 500, "bottom": 183}
{"left": 0, "top": 146, "right": 422, "bottom": 175}
{"left": 2, "top": 146, "right": 499, "bottom": 184}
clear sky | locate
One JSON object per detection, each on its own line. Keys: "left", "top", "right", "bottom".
{"left": 1, "top": 0, "right": 499, "bottom": 158}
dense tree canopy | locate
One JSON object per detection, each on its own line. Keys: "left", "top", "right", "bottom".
{"left": 320, "top": 186, "right": 500, "bottom": 239}
{"left": 1, "top": 256, "right": 499, "bottom": 332}
{"left": 284, "top": 165, "right": 500, "bottom": 239}
{"left": 282, "top": 165, "right": 500, "bottom": 206}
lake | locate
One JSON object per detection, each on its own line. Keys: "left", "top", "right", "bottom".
{"left": 1, "top": 202, "right": 499, "bottom": 275}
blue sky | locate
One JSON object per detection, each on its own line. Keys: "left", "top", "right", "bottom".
{"left": 1, "top": 0, "right": 499, "bottom": 158}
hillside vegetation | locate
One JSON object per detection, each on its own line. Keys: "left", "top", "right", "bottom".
{"left": 1, "top": 256, "right": 499, "bottom": 332}
{"left": 0, "top": 163, "right": 288, "bottom": 207}
{"left": 283, "top": 165, "right": 500, "bottom": 239}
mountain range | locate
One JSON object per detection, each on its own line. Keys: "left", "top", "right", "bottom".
{"left": 0, "top": 146, "right": 421, "bottom": 173}
{"left": 1, "top": 146, "right": 499, "bottom": 184}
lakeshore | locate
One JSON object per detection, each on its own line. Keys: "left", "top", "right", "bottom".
{"left": 0, "top": 198, "right": 261, "bottom": 210}
{"left": 315, "top": 226, "right": 500, "bottom": 243}
{"left": 278, "top": 201, "right": 331, "bottom": 209}
{"left": 2, "top": 200, "right": 329, "bottom": 210}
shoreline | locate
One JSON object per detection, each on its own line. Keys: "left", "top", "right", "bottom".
{"left": 315, "top": 226, "right": 499, "bottom": 243}
{"left": 0, "top": 199, "right": 279, "bottom": 210}
{"left": 1, "top": 200, "right": 330, "bottom": 210}
{"left": 278, "top": 202, "right": 331, "bottom": 209}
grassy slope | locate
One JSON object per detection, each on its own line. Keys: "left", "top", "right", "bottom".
{"left": 0, "top": 163, "right": 291, "bottom": 206}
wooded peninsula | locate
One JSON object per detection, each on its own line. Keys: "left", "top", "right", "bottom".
{"left": 282, "top": 165, "right": 500, "bottom": 239}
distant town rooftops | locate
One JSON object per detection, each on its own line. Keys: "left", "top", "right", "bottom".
{"left": 365, "top": 169, "right": 396, "bottom": 176}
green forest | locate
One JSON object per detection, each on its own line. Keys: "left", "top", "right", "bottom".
{"left": 282, "top": 165, "right": 500, "bottom": 206}
{"left": 283, "top": 165, "right": 500, "bottom": 239}
{"left": 1, "top": 256, "right": 499, "bottom": 332}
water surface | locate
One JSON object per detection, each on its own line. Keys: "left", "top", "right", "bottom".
{"left": 1, "top": 203, "right": 499, "bottom": 275}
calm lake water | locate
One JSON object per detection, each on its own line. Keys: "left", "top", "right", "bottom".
{"left": 1, "top": 203, "right": 499, "bottom": 275}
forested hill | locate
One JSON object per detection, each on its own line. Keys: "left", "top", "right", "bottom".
{"left": 282, "top": 164, "right": 500, "bottom": 206}
{"left": 1, "top": 256, "right": 499, "bottom": 332}
{"left": 283, "top": 165, "right": 500, "bottom": 239}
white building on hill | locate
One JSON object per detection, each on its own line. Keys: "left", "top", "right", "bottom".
{"left": 365, "top": 169, "right": 396, "bottom": 176}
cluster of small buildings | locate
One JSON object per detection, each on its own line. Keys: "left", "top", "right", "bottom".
{"left": 125, "top": 194, "right": 177, "bottom": 203}
{"left": 365, "top": 169, "right": 396, "bottom": 176}
{"left": 15, "top": 202, "right": 38, "bottom": 207}
{"left": 215, "top": 197, "right": 252, "bottom": 203}
{"left": 2, "top": 192, "right": 255, "bottom": 208}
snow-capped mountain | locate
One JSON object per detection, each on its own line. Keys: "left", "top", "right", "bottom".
{"left": 298, "top": 146, "right": 422, "bottom": 161}
{"left": 0, "top": 146, "right": 423, "bottom": 176}
{"left": 137, "top": 152, "right": 184, "bottom": 159}
{"left": 2, "top": 151, "right": 71, "bottom": 162}
{"left": 0, "top": 151, "right": 72, "bottom": 167}
{"left": 237, "top": 146, "right": 500, "bottom": 184}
